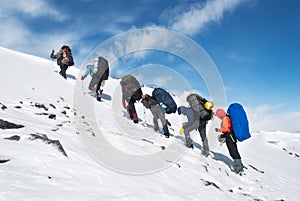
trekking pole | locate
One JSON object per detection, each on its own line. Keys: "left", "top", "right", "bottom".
{"left": 142, "top": 101, "right": 147, "bottom": 124}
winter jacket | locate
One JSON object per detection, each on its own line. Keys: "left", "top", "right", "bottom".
{"left": 142, "top": 95, "right": 158, "bottom": 109}
{"left": 51, "top": 48, "right": 72, "bottom": 66}
{"left": 218, "top": 115, "right": 232, "bottom": 133}
{"left": 83, "top": 64, "right": 95, "bottom": 78}
{"left": 179, "top": 106, "right": 200, "bottom": 129}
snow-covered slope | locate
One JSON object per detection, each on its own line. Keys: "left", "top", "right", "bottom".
{"left": 0, "top": 47, "right": 299, "bottom": 201}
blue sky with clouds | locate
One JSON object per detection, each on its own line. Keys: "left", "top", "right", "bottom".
{"left": 1, "top": 0, "right": 299, "bottom": 114}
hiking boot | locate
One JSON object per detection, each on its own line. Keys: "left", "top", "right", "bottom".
{"left": 185, "top": 134, "right": 193, "bottom": 148}
{"left": 133, "top": 113, "right": 138, "bottom": 123}
{"left": 233, "top": 159, "right": 244, "bottom": 173}
{"left": 164, "top": 133, "right": 170, "bottom": 138}
{"left": 186, "top": 139, "right": 193, "bottom": 149}
{"left": 96, "top": 96, "right": 101, "bottom": 101}
{"left": 202, "top": 138, "right": 209, "bottom": 153}
{"left": 163, "top": 124, "right": 169, "bottom": 137}
{"left": 201, "top": 150, "right": 209, "bottom": 157}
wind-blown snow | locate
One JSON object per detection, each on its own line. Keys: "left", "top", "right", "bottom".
{"left": 0, "top": 47, "right": 299, "bottom": 201}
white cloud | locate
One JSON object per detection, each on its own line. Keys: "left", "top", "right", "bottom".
{"left": 0, "top": 0, "right": 67, "bottom": 20}
{"left": 0, "top": 17, "right": 30, "bottom": 47}
{"left": 153, "top": 76, "right": 173, "bottom": 86}
{"left": 167, "top": 0, "right": 244, "bottom": 35}
{"left": 0, "top": 0, "right": 72, "bottom": 60}
{"left": 246, "top": 104, "right": 300, "bottom": 133}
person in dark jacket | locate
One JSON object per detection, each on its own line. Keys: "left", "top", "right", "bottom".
{"left": 178, "top": 106, "right": 209, "bottom": 156}
{"left": 88, "top": 57, "right": 109, "bottom": 101}
{"left": 142, "top": 94, "right": 170, "bottom": 138}
{"left": 215, "top": 108, "right": 243, "bottom": 173}
{"left": 185, "top": 94, "right": 214, "bottom": 156}
{"left": 50, "top": 45, "right": 74, "bottom": 79}
{"left": 120, "top": 75, "right": 142, "bottom": 123}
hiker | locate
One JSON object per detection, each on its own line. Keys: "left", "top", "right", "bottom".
{"left": 178, "top": 106, "right": 199, "bottom": 149}
{"left": 198, "top": 100, "right": 214, "bottom": 156}
{"left": 81, "top": 63, "right": 95, "bottom": 80}
{"left": 183, "top": 94, "right": 214, "bottom": 156}
{"left": 142, "top": 94, "right": 170, "bottom": 138}
{"left": 215, "top": 108, "right": 243, "bottom": 173}
{"left": 120, "top": 74, "right": 143, "bottom": 124}
{"left": 81, "top": 63, "right": 97, "bottom": 91}
{"left": 88, "top": 57, "right": 109, "bottom": 101}
{"left": 50, "top": 45, "right": 74, "bottom": 79}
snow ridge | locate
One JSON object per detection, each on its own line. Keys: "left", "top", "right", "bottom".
{"left": 0, "top": 47, "right": 299, "bottom": 201}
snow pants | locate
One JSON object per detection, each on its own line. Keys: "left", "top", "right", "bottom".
{"left": 59, "top": 64, "right": 68, "bottom": 79}
{"left": 150, "top": 104, "right": 169, "bottom": 135}
{"left": 223, "top": 132, "right": 241, "bottom": 159}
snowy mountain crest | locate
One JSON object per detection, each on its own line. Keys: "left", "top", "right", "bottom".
{"left": 0, "top": 47, "right": 299, "bottom": 201}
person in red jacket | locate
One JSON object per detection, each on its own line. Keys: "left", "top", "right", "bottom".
{"left": 215, "top": 108, "right": 243, "bottom": 173}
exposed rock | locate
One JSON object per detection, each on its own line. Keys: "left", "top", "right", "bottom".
{"left": 29, "top": 133, "right": 68, "bottom": 157}
{"left": 49, "top": 103, "right": 56, "bottom": 109}
{"left": 0, "top": 159, "right": 10, "bottom": 164}
{"left": 0, "top": 119, "right": 24, "bottom": 129}
{"left": 48, "top": 114, "right": 56, "bottom": 119}
{"left": 34, "top": 103, "right": 48, "bottom": 111}
{"left": 0, "top": 103, "right": 8, "bottom": 110}
{"left": 4, "top": 135, "right": 20, "bottom": 141}
{"left": 201, "top": 179, "right": 222, "bottom": 190}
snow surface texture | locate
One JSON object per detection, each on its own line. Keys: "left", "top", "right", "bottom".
{"left": 0, "top": 47, "right": 299, "bottom": 201}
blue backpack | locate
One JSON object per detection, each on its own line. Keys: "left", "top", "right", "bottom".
{"left": 227, "top": 103, "right": 251, "bottom": 142}
{"left": 152, "top": 88, "right": 177, "bottom": 114}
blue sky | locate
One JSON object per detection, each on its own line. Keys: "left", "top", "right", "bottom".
{"left": 1, "top": 0, "right": 299, "bottom": 114}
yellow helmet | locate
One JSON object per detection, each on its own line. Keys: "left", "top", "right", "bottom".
{"left": 204, "top": 101, "right": 214, "bottom": 110}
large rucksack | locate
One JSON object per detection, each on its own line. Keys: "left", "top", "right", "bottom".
{"left": 186, "top": 94, "right": 213, "bottom": 120}
{"left": 96, "top": 56, "right": 109, "bottom": 80}
{"left": 227, "top": 103, "right": 251, "bottom": 142}
{"left": 120, "top": 74, "right": 142, "bottom": 101}
{"left": 152, "top": 88, "right": 177, "bottom": 114}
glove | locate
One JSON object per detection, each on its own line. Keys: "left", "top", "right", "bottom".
{"left": 215, "top": 128, "right": 219, "bottom": 132}
{"left": 81, "top": 75, "right": 85, "bottom": 80}
{"left": 52, "top": 49, "right": 55, "bottom": 53}
{"left": 179, "top": 127, "right": 184, "bottom": 135}
{"left": 177, "top": 106, "right": 182, "bottom": 115}
{"left": 217, "top": 134, "right": 226, "bottom": 144}
{"left": 122, "top": 101, "right": 127, "bottom": 109}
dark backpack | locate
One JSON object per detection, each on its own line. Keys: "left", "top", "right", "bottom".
{"left": 96, "top": 56, "right": 109, "bottom": 80}
{"left": 120, "top": 75, "right": 140, "bottom": 93}
{"left": 152, "top": 88, "right": 177, "bottom": 114}
{"left": 186, "top": 94, "right": 212, "bottom": 120}
{"left": 227, "top": 103, "right": 251, "bottom": 142}
{"left": 120, "top": 74, "right": 142, "bottom": 101}
{"left": 68, "top": 55, "right": 74, "bottom": 66}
